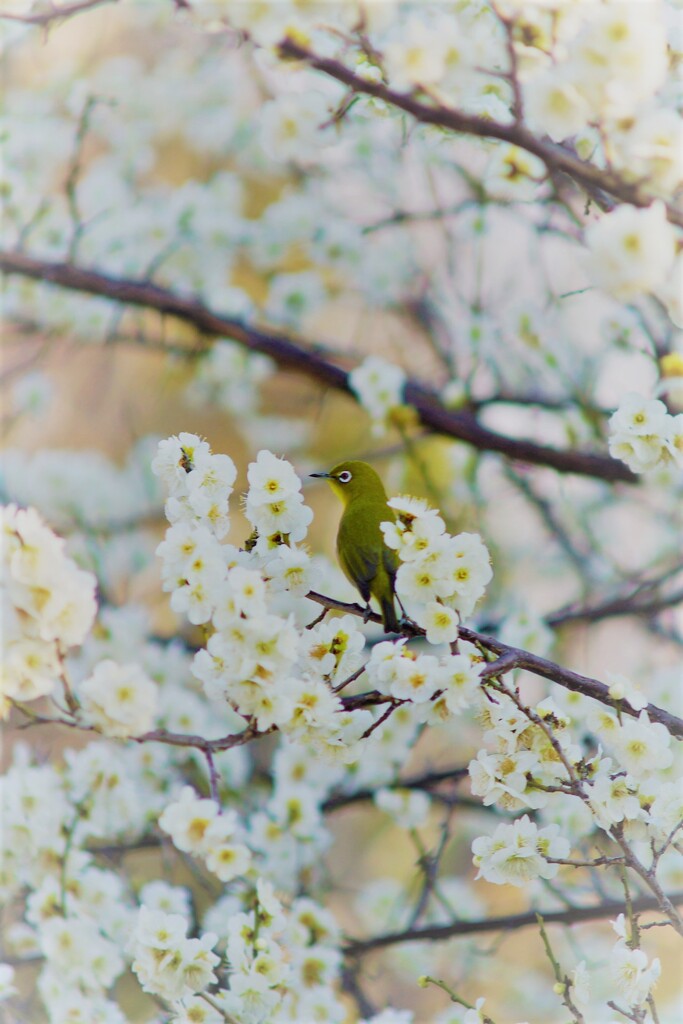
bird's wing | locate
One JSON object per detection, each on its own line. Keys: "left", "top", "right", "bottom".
{"left": 337, "top": 511, "right": 380, "bottom": 603}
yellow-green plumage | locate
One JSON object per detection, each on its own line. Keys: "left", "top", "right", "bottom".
{"left": 312, "top": 460, "right": 400, "bottom": 633}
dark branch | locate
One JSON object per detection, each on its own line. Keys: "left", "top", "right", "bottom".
{"left": 343, "top": 891, "right": 683, "bottom": 955}
{"left": 323, "top": 766, "right": 470, "bottom": 812}
{"left": 548, "top": 586, "right": 683, "bottom": 628}
{"left": 0, "top": 250, "right": 635, "bottom": 484}
{"left": 278, "top": 39, "right": 683, "bottom": 230}
{"left": 305, "top": 592, "right": 683, "bottom": 738}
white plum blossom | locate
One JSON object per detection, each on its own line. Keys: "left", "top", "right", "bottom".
{"left": 186, "top": 340, "right": 273, "bottom": 415}
{"left": 438, "top": 652, "right": 482, "bottom": 714}
{"left": 419, "top": 601, "right": 460, "bottom": 645}
{"left": 259, "top": 92, "right": 332, "bottom": 163}
{"left": 349, "top": 356, "right": 407, "bottom": 435}
{"left": 585, "top": 202, "right": 677, "bottom": 302}
{"left": 129, "top": 906, "right": 219, "bottom": 1002}
{"left": 610, "top": 712, "right": 673, "bottom": 778}
{"left": 608, "top": 392, "right": 680, "bottom": 474}
{"left": 606, "top": 672, "right": 648, "bottom": 713}
{"left": 524, "top": 66, "right": 591, "bottom": 142}
{"left": 159, "top": 786, "right": 220, "bottom": 855}
{"left": 79, "top": 660, "right": 157, "bottom": 739}
{"left": 610, "top": 940, "right": 661, "bottom": 1008}
{"left": 472, "top": 816, "right": 570, "bottom": 886}
{"left": 2, "top": 504, "right": 97, "bottom": 714}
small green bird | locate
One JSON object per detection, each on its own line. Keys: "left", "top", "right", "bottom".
{"left": 311, "top": 460, "right": 400, "bottom": 633}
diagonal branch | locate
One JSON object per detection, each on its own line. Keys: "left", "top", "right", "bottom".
{"left": 278, "top": 39, "right": 683, "bottom": 230}
{"left": 305, "top": 591, "right": 683, "bottom": 738}
{"left": 343, "top": 891, "right": 683, "bottom": 955}
{"left": 0, "top": 249, "right": 635, "bottom": 484}
{"left": 0, "top": 0, "right": 116, "bottom": 26}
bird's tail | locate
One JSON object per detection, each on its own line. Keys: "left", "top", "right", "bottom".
{"left": 380, "top": 595, "right": 400, "bottom": 634}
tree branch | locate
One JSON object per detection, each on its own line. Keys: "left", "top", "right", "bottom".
{"left": 277, "top": 39, "right": 683, "bottom": 230}
{"left": 0, "top": 250, "right": 636, "bottom": 484}
{"left": 343, "top": 891, "right": 683, "bottom": 956}
{"left": 305, "top": 592, "right": 683, "bottom": 738}
{"left": 0, "top": 0, "right": 115, "bottom": 26}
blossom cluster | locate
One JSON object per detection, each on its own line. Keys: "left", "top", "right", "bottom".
{"left": 472, "top": 814, "right": 569, "bottom": 887}
{"left": 154, "top": 437, "right": 364, "bottom": 758}
{"left": 130, "top": 905, "right": 220, "bottom": 1003}
{"left": 366, "top": 636, "right": 483, "bottom": 723}
{"left": 159, "top": 786, "right": 251, "bottom": 883}
{"left": 608, "top": 391, "right": 683, "bottom": 474}
{"left": 382, "top": 495, "right": 493, "bottom": 642}
{"left": 469, "top": 690, "right": 579, "bottom": 814}
{"left": 2, "top": 503, "right": 97, "bottom": 713}
{"left": 349, "top": 355, "right": 407, "bottom": 436}
{"left": 585, "top": 202, "right": 681, "bottom": 317}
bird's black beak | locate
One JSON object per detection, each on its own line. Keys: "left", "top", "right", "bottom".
{"left": 310, "top": 472, "right": 331, "bottom": 479}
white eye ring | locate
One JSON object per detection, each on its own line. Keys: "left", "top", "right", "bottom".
{"left": 338, "top": 470, "right": 352, "bottom": 483}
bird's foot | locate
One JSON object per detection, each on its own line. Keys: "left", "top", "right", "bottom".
{"left": 363, "top": 602, "right": 372, "bottom": 623}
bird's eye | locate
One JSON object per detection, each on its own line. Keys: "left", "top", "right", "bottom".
{"left": 338, "top": 470, "right": 352, "bottom": 483}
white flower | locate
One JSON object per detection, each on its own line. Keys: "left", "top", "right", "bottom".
{"left": 158, "top": 786, "right": 219, "bottom": 854}
{"left": 2, "top": 638, "right": 61, "bottom": 705}
{"left": 611, "top": 712, "right": 673, "bottom": 777}
{"left": 130, "top": 906, "right": 219, "bottom": 1002}
{"left": 247, "top": 449, "right": 302, "bottom": 507}
{"left": 375, "top": 788, "right": 430, "bottom": 830}
{"left": 588, "top": 772, "right": 642, "bottom": 829}
{"left": 485, "top": 145, "right": 547, "bottom": 202}
{"left": 606, "top": 672, "right": 648, "bottom": 713}
{"left": 226, "top": 566, "right": 267, "bottom": 618}
{"left": 469, "top": 749, "right": 544, "bottom": 812}
{"left": 610, "top": 942, "right": 661, "bottom": 1007}
{"left": 152, "top": 433, "right": 211, "bottom": 497}
{"left": 647, "top": 782, "right": 683, "bottom": 842}
{"left": 609, "top": 394, "right": 670, "bottom": 439}
{"left": 585, "top": 202, "right": 677, "bottom": 301}
{"left": 439, "top": 653, "right": 482, "bottom": 713}
{"left": 419, "top": 601, "right": 459, "bottom": 645}
{"left": 472, "top": 816, "right": 569, "bottom": 886}
{"left": 608, "top": 431, "right": 667, "bottom": 474}
{"left": 259, "top": 92, "right": 331, "bottom": 162}
{"left": 349, "top": 356, "right": 406, "bottom": 432}
{"left": 389, "top": 653, "right": 441, "bottom": 703}
{"left": 39, "top": 916, "right": 124, "bottom": 991}
{"left": 79, "top": 660, "right": 157, "bottom": 739}
{"left": 279, "top": 676, "right": 342, "bottom": 735}
{"left": 571, "top": 4, "right": 667, "bottom": 118}
{"left": 300, "top": 613, "right": 365, "bottom": 682}
{"left": 396, "top": 558, "right": 452, "bottom": 604}
{"left": 613, "top": 106, "right": 683, "bottom": 197}
{"left": 524, "top": 65, "right": 591, "bottom": 142}
{"left": 203, "top": 830, "right": 251, "bottom": 883}
{"left": 266, "top": 545, "right": 312, "bottom": 597}
{"left": 382, "top": 17, "right": 448, "bottom": 90}
{"left": 139, "top": 881, "right": 192, "bottom": 919}
{"left": 245, "top": 490, "right": 313, "bottom": 548}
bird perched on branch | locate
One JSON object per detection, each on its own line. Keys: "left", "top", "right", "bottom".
{"left": 311, "top": 460, "right": 400, "bottom": 633}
